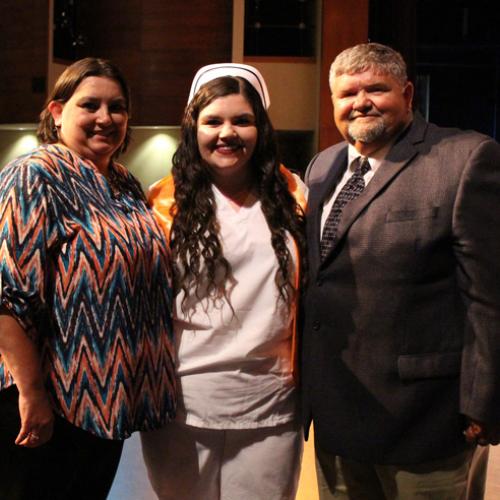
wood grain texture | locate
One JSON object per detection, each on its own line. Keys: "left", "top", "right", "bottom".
{"left": 318, "top": 0, "right": 369, "bottom": 150}
{"left": 79, "top": 0, "right": 232, "bottom": 125}
{"left": 0, "top": 0, "right": 48, "bottom": 123}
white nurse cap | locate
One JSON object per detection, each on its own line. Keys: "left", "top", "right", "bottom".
{"left": 187, "top": 63, "right": 271, "bottom": 109}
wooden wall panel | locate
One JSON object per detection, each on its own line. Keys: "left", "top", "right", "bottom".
{"left": 80, "top": 0, "right": 233, "bottom": 125}
{"left": 0, "top": 1, "right": 48, "bottom": 123}
{"left": 78, "top": 0, "right": 142, "bottom": 124}
{"left": 318, "top": 0, "right": 369, "bottom": 150}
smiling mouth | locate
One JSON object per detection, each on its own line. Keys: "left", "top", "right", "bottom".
{"left": 91, "top": 130, "right": 115, "bottom": 138}
{"left": 215, "top": 144, "right": 241, "bottom": 153}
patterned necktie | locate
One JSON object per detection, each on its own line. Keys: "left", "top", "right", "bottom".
{"left": 320, "top": 156, "right": 371, "bottom": 260}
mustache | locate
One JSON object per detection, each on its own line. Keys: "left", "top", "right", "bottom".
{"left": 348, "top": 110, "right": 383, "bottom": 120}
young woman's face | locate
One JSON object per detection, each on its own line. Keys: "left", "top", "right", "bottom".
{"left": 196, "top": 93, "right": 258, "bottom": 182}
{"left": 49, "top": 76, "right": 128, "bottom": 171}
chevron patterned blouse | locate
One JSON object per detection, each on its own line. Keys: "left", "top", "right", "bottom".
{"left": 0, "top": 144, "right": 176, "bottom": 439}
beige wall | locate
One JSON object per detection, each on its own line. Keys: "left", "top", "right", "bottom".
{"left": 120, "top": 128, "right": 179, "bottom": 188}
{"left": 232, "top": 0, "right": 320, "bottom": 133}
{"left": 250, "top": 61, "right": 318, "bottom": 131}
{"left": 0, "top": 127, "right": 39, "bottom": 166}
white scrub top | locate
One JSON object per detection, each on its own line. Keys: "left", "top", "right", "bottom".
{"left": 174, "top": 185, "right": 298, "bottom": 429}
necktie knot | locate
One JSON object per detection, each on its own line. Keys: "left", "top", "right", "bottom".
{"left": 356, "top": 156, "right": 371, "bottom": 176}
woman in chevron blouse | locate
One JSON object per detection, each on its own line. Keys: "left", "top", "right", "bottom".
{"left": 0, "top": 58, "right": 176, "bottom": 500}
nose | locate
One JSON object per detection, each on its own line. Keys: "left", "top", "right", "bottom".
{"left": 96, "top": 106, "right": 113, "bottom": 125}
{"left": 352, "top": 90, "right": 372, "bottom": 111}
{"left": 219, "top": 121, "right": 236, "bottom": 139}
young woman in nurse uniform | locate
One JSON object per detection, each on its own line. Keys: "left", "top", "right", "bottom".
{"left": 142, "top": 63, "right": 307, "bottom": 500}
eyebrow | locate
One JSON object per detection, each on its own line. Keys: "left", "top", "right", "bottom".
{"left": 364, "top": 83, "right": 391, "bottom": 90}
{"left": 76, "top": 96, "right": 127, "bottom": 103}
{"left": 201, "top": 112, "right": 255, "bottom": 119}
{"left": 337, "top": 82, "right": 391, "bottom": 95}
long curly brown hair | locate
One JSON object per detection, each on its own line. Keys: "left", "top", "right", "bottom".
{"left": 171, "top": 76, "right": 306, "bottom": 310}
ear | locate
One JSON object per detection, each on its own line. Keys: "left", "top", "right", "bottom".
{"left": 403, "top": 81, "right": 414, "bottom": 111}
{"left": 47, "top": 101, "right": 64, "bottom": 127}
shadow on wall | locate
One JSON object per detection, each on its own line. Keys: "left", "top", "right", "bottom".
{"left": 277, "top": 130, "right": 315, "bottom": 177}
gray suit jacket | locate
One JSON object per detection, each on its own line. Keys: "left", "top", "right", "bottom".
{"left": 301, "top": 114, "right": 500, "bottom": 464}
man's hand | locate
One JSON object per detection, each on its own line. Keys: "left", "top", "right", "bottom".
{"left": 464, "top": 419, "right": 500, "bottom": 446}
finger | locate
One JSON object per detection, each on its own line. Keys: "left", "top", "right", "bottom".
{"left": 14, "top": 424, "right": 31, "bottom": 445}
{"left": 16, "top": 430, "right": 39, "bottom": 446}
{"left": 15, "top": 436, "right": 30, "bottom": 446}
{"left": 17, "top": 438, "right": 36, "bottom": 447}
{"left": 18, "top": 431, "right": 47, "bottom": 448}
{"left": 15, "top": 421, "right": 46, "bottom": 446}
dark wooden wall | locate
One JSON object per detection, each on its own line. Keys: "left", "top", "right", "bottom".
{"left": 0, "top": 1, "right": 232, "bottom": 126}
{"left": 0, "top": 1, "right": 49, "bottom": 123}
{"left": 318, "top": 0, "right": 369, "bottom": 150}
{"left": 368, "top": 0, "right": 500, "bottom": 140}
{"left": 79, "top": 0, "right": 233, "bottom": 125}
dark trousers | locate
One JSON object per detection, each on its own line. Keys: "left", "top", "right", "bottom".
{"left": 0, "top": 386, "right": 124, "bottom": 500}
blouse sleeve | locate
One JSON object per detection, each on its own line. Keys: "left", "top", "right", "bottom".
{"left": 0, "top": 160, "right": 55, "bottom": 339}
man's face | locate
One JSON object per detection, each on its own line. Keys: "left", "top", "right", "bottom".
{"left": 331, "top": 69, "right": 414, "bottom": 154}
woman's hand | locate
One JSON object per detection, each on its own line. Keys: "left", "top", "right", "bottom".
{"left": 0, "top": 309, "right": 54, "bottom": 447}
{"left": 15, "top": 388, "right": 54, "bottom": 447}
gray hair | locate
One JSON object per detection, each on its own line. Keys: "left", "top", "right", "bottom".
{"left": 329, "top": 43, "right": 408, "bottom": 90}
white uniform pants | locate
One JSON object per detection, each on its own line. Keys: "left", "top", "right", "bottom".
{"left": 141, "top": 420, "right": 303, "bottom": 500}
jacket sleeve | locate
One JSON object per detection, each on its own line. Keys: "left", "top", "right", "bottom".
{"left": 456, "top": 137, "right": 500, "bottom": 422}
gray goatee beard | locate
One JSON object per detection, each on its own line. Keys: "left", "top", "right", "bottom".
{"left": 348, "top": 116, "right": 386, "bottom": 144}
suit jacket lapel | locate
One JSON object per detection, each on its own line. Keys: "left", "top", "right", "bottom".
{"left": 308, "top": 147, "right": 348, "bottom": 267}
{"left": 320, "top": 115, "right": 428, "bottom": 263}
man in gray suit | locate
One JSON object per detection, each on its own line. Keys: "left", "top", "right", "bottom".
{"left": 301, "top": 42, "right": 500, "bottom": 499}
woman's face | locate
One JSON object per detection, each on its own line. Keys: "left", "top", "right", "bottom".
{"left": 196, "top": 93, "right": 258, "bottom": 182}
{"left": 49, "top": 76, "right": 128, "bottom": 171}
